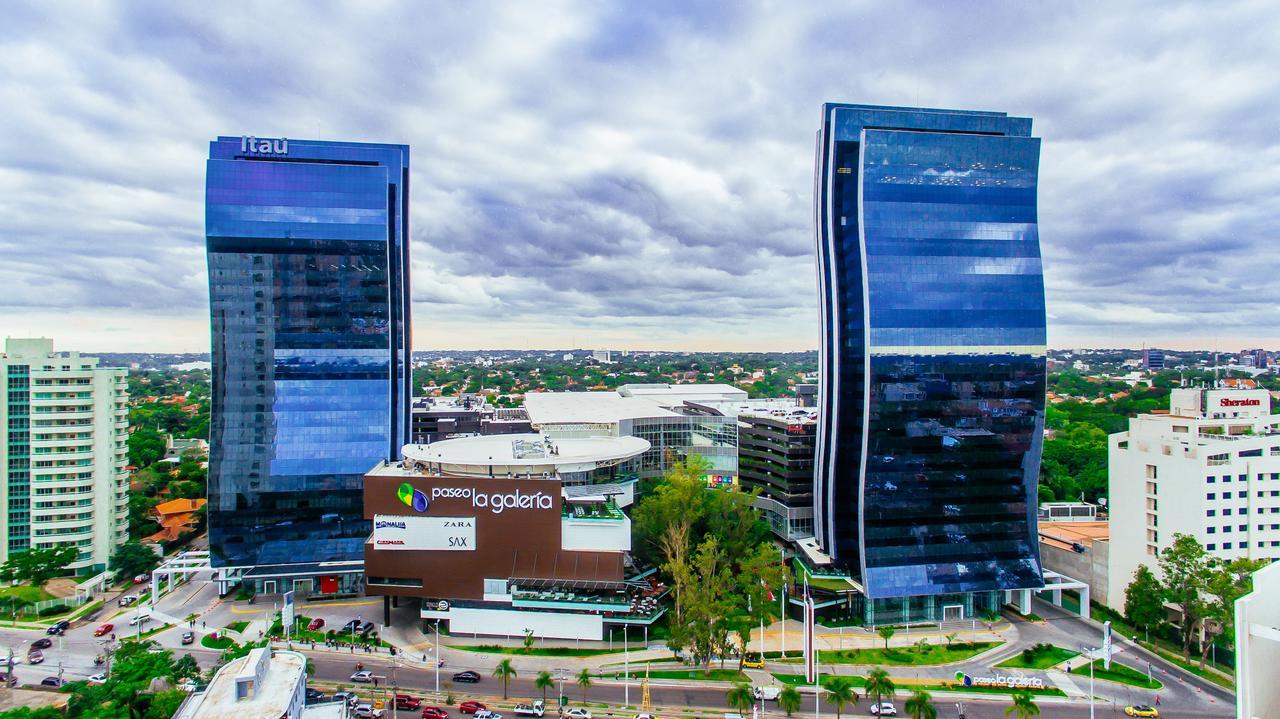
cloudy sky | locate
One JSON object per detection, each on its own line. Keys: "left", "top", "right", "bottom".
{"left": 1, "top": 1, "right": 1277, "bottom": 353}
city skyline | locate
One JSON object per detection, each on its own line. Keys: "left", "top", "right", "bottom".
{"left": 2, "top": 2, "right": 1279, "bottom": 352}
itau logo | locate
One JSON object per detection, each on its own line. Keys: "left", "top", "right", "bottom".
{"left": 397, "top": 483, "right": 429, "bottom": 512}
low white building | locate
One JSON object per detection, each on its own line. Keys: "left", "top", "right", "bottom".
{"left": 1236, "top": 560, "right": 1280, "bottom": 719}
{"left": 174, "top": 648, "right": 307, "bottom": 719}
{"left": 1108, "top": 387, "right": 1280, "bottom": 609}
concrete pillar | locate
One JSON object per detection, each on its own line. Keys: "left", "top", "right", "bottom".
{"left": 1080, "top": 585, "right": 1091, "bottom": 620}
{"left": 383, "top": 595, "right": 392, "bottom": 626}
{"left": 1017, "top": 588, "right": 1032, "bottom": 615}
{"left": 1051, "top": 588, "right": 1062, "bottom": 606}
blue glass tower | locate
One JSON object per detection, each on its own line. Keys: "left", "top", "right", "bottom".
{"left": 205, "top": 136, "right": 410, "bottom": 573}
{"left": 814, "top": 105, "right": 1046, "bottom": 600}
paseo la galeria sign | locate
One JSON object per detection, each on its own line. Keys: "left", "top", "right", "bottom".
{"left": 954, "top": 672, "right": 1044, "bottom": 689}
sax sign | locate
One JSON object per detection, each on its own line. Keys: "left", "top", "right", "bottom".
{"left": 372, "top": 514, "right": 476, "bottom": 551}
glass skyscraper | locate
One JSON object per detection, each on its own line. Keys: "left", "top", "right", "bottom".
{"left": 814, "top": 105, "right": 1046, "bottom": 600}
{"left": 205, "top": 136, "right": 410, "bottom": 577}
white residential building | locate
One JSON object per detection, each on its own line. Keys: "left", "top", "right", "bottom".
{"left": 1108, "top": 387, "right": 1280, "bottom": 609}
{"left": 174, "top": 648, "right": 309, "bottom": 719}
{"left": 1, "top": 338, "right": 129, "bottom": 573}
{"left": 1236, "top": 559, "right": 1280, "bottom": 719}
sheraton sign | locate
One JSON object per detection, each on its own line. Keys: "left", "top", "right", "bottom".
{"left": 1220, "top": 397, "right": 1261, "bottom": 407}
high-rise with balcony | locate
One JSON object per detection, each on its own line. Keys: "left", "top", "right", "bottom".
{"left": 205, "top": 136, "right": 410, "bottom": 594}
{"left": 813, "top": 104, "right": 1047, "bottom": 616}
{"left": 1, "top": 338, "right": 129, "bottom": 574}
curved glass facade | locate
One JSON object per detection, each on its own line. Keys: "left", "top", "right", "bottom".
{"left": 205, "top": 137, "right": 410, "bottom": 568}
{"left": 814, "top": 105, "right": 1045, "bottom": 598}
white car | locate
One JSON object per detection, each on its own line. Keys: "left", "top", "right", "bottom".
{"left": 350, "top": 670, "right": 374, "bottom": 683}
{"left": 564, "top": 710, "right": 592, "bottom": 719}
{"left": 753, "top": 686, "right": 781, "bottom": 701}
{"left": 87, "top": 674, "right": 107, "bottom": 684}
{"left": 353, "top": 704, "right": 386, "bottom": 718}
{"left": 128, "top": 613, "right": 152, "bottom": 626}
{"left": 870, "top": 703, "right": 897, "bottom": 716}
{"left": 474, "top": 711, "right": 502, "bottom": 719}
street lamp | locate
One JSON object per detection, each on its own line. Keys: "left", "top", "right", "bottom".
{"left": 1080, "top": 646, "right": 1097, "bottom": 719}
{"left": 433, "top": 619, "right": 441, "bottom": 693}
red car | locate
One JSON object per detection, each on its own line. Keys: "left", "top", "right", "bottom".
{"left": 459, "top": 701, "right": 487, "bottom": 715}
{"left": 308, "top": 618, "right": 325, "bottom": 631}
{"left": 396, "top": 695, "right": 422, "bottom": 710}
{"left": 93, "top": 624, "right": 114, "bottom": 637}
{"left": 422, "top": 708, "right": 449, "bottom": 719}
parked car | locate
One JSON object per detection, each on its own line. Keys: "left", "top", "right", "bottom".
{"left": 178, "top": 679, "right": 200, "bottom": 693}
{"left": 41, "top": 677, "right": 63, "bottom": 687}
{"left": 46, "top": 620, "right": 70, "bottom": 635}
{"left": 513, "top": 701, "right": 544, "bottom": 717}
{"left": 350, "top": 670, "right": 374, "bottom": 683}
{"left": 341, "top": 619, "right": 363, "bottom": 633}
{"left": 396, "top": 695, "right": 423, "bottom": 710}
{"left": 1124, "top": 707, "right": 1160, "bottom": 718}
{"left": 459, "top": 701, "right": 487, "bottom": 714}
{"left": 724, "top": 714, "right": 745, "bottom": 719}
{"left": 118, "top": 595, "right": 138, "bottom": 607}
{"left": 869, "top": 703, "right": 897, "bottom": 716}
{"left": 421, "top": 707, "right": 450, "bottom": 719}
{"left": 452, "top": 670, "right": 481, "bottom": 683}
{"left": 93, "top": 624, "right": 114, "bottom": 637}
{"left": 27, "top": 650, "right": 44, "bottom": 664}
{"left": 753, "top": 686, "right": 781, "bottom": 701}
{"left": 133, "top": 573, "right": 149, "bottom": 584}
{"left": 333, "top": 691, "right": 360, "bottom": 706}
{"left": 358, "top": 621, "right": 376, "bottom": 636}
{"left": 304, "top": 687, "right": 325, "bottom": 703}
{"left": 0, "top": 674, "right": 15, "bottom": 688}
{"left": 87, "top": 674, "right": 107, "bottom": 684}
{"left": 308, "top": 617, "right": 325, "bottom": 631}
{"left": 564, "top": 709, "right": 592, "bottom": 719}
{"left": 742, "top": 653, "right": 765, "bottom": 669}
{"left": 353, "top": 703, "right": 386, "bottom": 718}
{"left": 127, "top": 613, "right": 152, "bottom": 626}
{"left": 30, "top": 638, "right": 52, "bottom": 649}
{"left": 181, "top": 631, "right": 195, "bottom": 645}
{"left": 473, "top": 711, "right": 501, "bottom": 719}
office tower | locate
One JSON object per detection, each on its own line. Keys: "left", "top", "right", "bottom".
{"left": 814, "top": 105, "right": 1047, "bottom": 603}
{"left": 1, "top": 338, "right": 128, "bottom": 573}
{"left": 205, "top": 136, "right": 409, "bottom": 592}
{"left": 1143, "top": 348, "right": 1165, "bottom": 370}
{"left": 738, "top": 408, "right": 817, "bottom": 541}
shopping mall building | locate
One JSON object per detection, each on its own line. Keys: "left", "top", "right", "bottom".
{"left": 362, "top": 432, "right": 669, "bottom": 639}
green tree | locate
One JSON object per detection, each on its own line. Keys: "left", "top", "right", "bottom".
{"left": 727, "top": 683, "right": 755, "bottom": 713}
{"left": 877, "top": 625, "right": 896, "bottom": 649}
{"left": 1158, "top": 533, "right": 1210, "bottom": 660}
{"left": 864, "top": 668, "right": 895, "bottom": 709}
{"left": 173, "top": 654, "right": 201, "bottom": 680}
{"left": 127, "top": 427, "right": 167, "bottom": 467}
{"left": 523, "top": 628, "right": 535, "bottom": 651}
{"left": 778, "top": 685, "right": 802, "bottom": 717}
{"left": 904, "top": 689, "right": 936, "bottom": 719}
{"left": 535, "top": 671, "right": 553, "bottom": 703}
{"left": 493, "top": 658, "right": 516, "bottom": 700}
{"left": 0, "top": 707, "right": 65, "bottom": 719}
{"left": 1204, "top": 557, "right": 1268, "bottom": 667}
{"left": 681, "top": 536, "right": 736, "bottom": 671}
{"left": 143, "top": 689, "right": 188, "bottom": 719}
{"left": 1124, "top": 565, "right": 1165, "bottom": 641}
{"left": 631, "top": 457, "right": 711, "bottom": 624}
{"left": 0, "top": 544, "right": 77, "bottom": 590}
{"left": 576, "top": 668, "right": 592, "bottom": 703}
{"left": 822, "top": 676, "right": 857, "bottom": 719}
{"left": 110, "top": 542, "right": 160, "bottom": 583}
{"left": 1005, "top": 692, "right": 1040, "bottom": 719}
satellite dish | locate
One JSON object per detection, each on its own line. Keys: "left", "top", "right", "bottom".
{"left": 1097, "top": 497, "right": 1108, "bottom": 506}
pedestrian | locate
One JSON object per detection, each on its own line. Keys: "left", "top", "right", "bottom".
{"left": 202, "top": 620, "right": 206, "bottom": 629}
{"left": 1155, "top": 695, "right": 1160, "bottom": 706}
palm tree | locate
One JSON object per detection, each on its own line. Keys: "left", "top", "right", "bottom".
{"left": 727, "top": 683, "right": 755, "bottom": 713}
{"left": 1005, "top": 692, "right": 1040, "bottom": 719}
{"left": 778, "top": 685, "right": 802, "bottom": 717}
{"left": 877, "top": 625, "right": 896, "bottom": 649}
{"left": 904, "top": 689, "right": 936, "bottom": 719}
{"left": 535, "top": 670, "right": 554, "bottom": 704}
{"left": 864, "top": 668, "right": 896, "bottom": 709}
{"left": 493, "top": 658, "right": 517, "bottom": 700}
{"left": 822, "top": 676, "right": 857, "bottom": 719}
{"left": 576, "top": 668, "right": 593, "bottom": 703}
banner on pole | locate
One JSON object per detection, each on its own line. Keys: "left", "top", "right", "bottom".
{"left": 282, "top": 590, "right": 295, "bottom": 631}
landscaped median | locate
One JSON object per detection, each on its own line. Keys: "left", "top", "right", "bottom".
{"left": 773, "top": 641, "right": 1002, "bottom": 666}
{"left": 770, "top": 672, "right": 1067, "bottom": 698}
{"left": 996, "top": 643, "right": 1079, "bottom": 669}
{"left": 1069, "top": 659, "right": 1162, "bottom": 689}
{"left": 454, "top": 644, "right": 625, "bottom": 658}
{"left": 596, "top": 668, "right": 749, "bottom": 682}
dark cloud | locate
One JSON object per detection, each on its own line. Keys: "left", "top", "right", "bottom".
{"left": 0, "top": 0, "right": 1277, "bottom": 351}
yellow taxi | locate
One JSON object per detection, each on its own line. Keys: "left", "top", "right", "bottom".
{"left": 742, "top": 653, "right": 765, "bottom": 669}
{"left": 1123, "top": 705, "right": 1158, "bottom": 718}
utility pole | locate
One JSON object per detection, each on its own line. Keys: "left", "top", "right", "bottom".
{"left": 623, "top": 625, "right": 629, "bottom": 707}
{"left": 434, "top": 620, "right": 441, "bottom": 693}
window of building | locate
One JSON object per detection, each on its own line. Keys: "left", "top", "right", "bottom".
{"left": 1207, "top": 543, "right": 1217, "bottom": 550}
{"left": 1239, "top": 490, "right": 1248, "bottom": 498}
{"left": 1207, "top": 509, "right": 1216, "bottom": 517}
{"left": 1240, "top": 524, "right": 1247, "bottom": 531}
{"left": 1223, "top": 525, "right": 1232, "bottom": 533}
{"left": 1224, "top": 475, "right": 1232, "bottom": 483}
{"left": 1145, "top": 465, "right": 1157, "bottom": 479}
{"left": 1239, "top": 474, "right": 1248, "bottom": 482}
{"left": 1207, "top": 492, "right": 1216, "bottom": 500}
{"left": 1223, "top": 542, "right": 1233, "bottom": 549}
{"left": 1207, "top": 527, "right": 1216, "bottom": 534}
{"left": 1223, "top": 508, "right": 1231, "bottom": 515}
{"left": 1206, "top": 476, "right": 1216, "bottom": 484}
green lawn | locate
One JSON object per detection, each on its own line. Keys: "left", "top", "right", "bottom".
{"left": 0, "top": 585, "right": 55, "bottom": 603}
{"left": 123, "top": 623, "right": 173, "bottom": 643}
{"left": 1070, "top": 659, "right": 1163, "bottom": 689}
{"left": 1087, "top": 601, "right": 1233, "bottom": 689}
{"left": 997, "top": 646, "right": 1079, "bottom": 669}
{"left": 598, "top": 668, "right": 747, "bottom": 682}
{"left": 202, "top": 634, "right": 236, "bottom": 649}
{"left": 225, "top": 620, "right": 249, "bottom": 634}
{"left": 770, "top": 672, "right": 1065, "bottom": 697}
{"left": 787, "top": 641, "right": 1001, "bottom": 666}
{"left": 455, "top": 644, "right": 622, "bottom": 658}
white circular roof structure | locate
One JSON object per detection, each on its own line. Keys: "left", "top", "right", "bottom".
{"left": 401, "top": 433, "right": 649, "bottom": 477}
